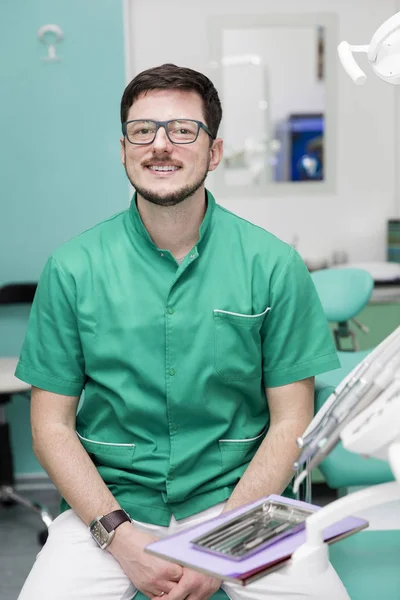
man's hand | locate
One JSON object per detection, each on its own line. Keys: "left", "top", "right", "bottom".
{"left": 159, "top": 567, "right": 221, "bottom": 600}
{"left": 108, "top": 523, "right": 183, "bottom": 597}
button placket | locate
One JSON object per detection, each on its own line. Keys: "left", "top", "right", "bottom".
{"left": 166, "top": 300, "right": 176, "bottom": 376}
{"left": 165, "top": 288, "right": 179, "bottom": 498}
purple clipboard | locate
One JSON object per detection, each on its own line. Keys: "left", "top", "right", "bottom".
{"left": 146, "top": 494, "right": 368, "bottom": 585}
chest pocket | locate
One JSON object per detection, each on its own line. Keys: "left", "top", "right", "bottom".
{"left": 213, "top": 307, "right": 270, "bottom": 381}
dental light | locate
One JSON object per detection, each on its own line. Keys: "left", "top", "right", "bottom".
{"left": 338, "top": 11, "right": 400, "bottom": 85}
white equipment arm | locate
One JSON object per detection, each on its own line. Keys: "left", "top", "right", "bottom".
{"left": 338, "top": 11, "right": 400, "bottom": 85}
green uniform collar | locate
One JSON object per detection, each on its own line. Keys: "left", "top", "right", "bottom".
{"left": 128, "top": 188, "right": 215, "bottom": 255}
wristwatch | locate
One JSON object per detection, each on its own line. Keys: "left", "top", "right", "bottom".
{"left": 89, "top": 508, "right": 132, "bottom": 549}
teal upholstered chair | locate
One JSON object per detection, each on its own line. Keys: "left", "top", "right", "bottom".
{"left": 310, "top": 267, "right": 374, "bottom": 352}
{"left": 311, "top": 268, "right": 400, "bottom": 599}
{"left": 328, "top": 531, "right": 400, "bottom": 599}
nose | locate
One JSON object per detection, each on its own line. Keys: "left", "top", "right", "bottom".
{"left": 151, "top": 124, "right": 173, "bottom": 152}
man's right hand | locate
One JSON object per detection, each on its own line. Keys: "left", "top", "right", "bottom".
{"left": 107, "top": 522, "right": 183, "bottom": 597}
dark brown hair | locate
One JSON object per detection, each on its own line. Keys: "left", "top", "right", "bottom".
{"left": 120, "top": 63, "right": 222, "bottom": 139}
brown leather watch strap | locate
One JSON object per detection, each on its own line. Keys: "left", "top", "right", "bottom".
{"left": 99, "top": 509, "right": 131, "bottom": 533}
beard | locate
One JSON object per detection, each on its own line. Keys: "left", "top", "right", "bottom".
{"left": 124, "top": 160, "right": 210, "bottom": 207}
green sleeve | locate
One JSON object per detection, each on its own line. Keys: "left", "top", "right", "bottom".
{"left": 262, "top": 248, "right": 340, "bottom": 387}
{"left": 15, "top": 256, "right": 85, "bottom": 396}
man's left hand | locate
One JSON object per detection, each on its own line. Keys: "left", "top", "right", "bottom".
{"left": 153, "top": 567, "right": 221, "bottom": 600}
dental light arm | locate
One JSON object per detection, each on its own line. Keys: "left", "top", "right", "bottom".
{"left": 337, "top": 42, "right": 368, "bottom": 85}
{"left": 338, "top": 11, "right": 400, "bottom": 85}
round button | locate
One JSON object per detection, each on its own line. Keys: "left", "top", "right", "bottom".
{"left": 160, "top": 253, "right": 164, "bottom": 257}
{"left": 167, "top": 307, "right": 175, "bottom": 315}
{"left": 170, "top": 423, "right": 178, "bottom": 432}
{"left": 168, "top": 368, "right": 176, "bottom": 376}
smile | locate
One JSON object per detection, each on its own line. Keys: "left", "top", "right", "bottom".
{"left": 147, "top": 165, "right": 181, "bottom": 174}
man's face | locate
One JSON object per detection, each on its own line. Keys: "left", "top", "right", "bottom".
{"left": 120, "top": 89, "right": 222, "bottom": 207}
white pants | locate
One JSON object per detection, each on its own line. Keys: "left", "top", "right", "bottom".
{"left": 18, "top": 503, "right": 350, "bottom": 600}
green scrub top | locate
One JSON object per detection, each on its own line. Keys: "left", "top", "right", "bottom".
{"left": 15, "top": 190, "right": 340, "bottom": 525}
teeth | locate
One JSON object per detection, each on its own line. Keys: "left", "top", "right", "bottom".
{"left": 149, "top": 165, "right": 179, "bottom": 171}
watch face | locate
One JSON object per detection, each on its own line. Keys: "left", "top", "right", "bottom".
{"left": 90, "top": 520, "right": 112, "bottom": 549}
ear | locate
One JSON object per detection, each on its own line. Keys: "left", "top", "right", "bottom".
{"left": 208, "top": 138, "right": 223, "bottom": 172}
{"left": 120, "top": 137, "right": 126, "bottom": 166}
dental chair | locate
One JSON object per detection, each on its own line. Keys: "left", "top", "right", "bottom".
{"left": 314, "top": 382, "right": 397, "bottom": 598}
{"left": 0, "top": 282, "right": 53, "bottom": 545}
{"left": 293, "top": 325, "right": 400, "bottom": 600}
{"left": 307, "top": 269, "right": 399, "bottom": 598}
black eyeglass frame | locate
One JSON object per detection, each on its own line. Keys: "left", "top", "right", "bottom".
{"left": 122, "top": 119, "right": 215, "bottom": 145}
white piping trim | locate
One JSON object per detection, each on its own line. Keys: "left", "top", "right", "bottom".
{"left": 77, "top": 432, "right": 135, "bottom": 448}
{"left": 219, "top": 429, "right": 266, "bottom": 443}
{"left": 214, "top": 307, "right": 271, "bottom": 319}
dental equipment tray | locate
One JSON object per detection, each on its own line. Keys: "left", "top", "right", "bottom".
{"left": 191, "top": 499, "right": 313, "bottom": 561}
{"left": 146, "top": 494, "right": 369, "bottom": 585}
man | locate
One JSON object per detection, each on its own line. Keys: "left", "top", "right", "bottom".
{"left": 16, "top": 64, "right": 349, "bottom": 600}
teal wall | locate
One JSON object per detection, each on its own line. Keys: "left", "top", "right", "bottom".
{"left": 0, "top": 0, "right": 127, "bottom": 475}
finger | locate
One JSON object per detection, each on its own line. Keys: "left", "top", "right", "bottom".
{"left": 142, "top": 578, "right": 178, "bottom": 599}
{"left": 168, "top": 566, "right": 184, "bottom": 581}
{"left": 163, "top": 581, "right": 179, "bottom": 593}
{"left": 150, "top": 580, "right": 179, "bottom": 597}
{"left": 162, "top": 569, "right": 219, "bottom": 600}
{"left": 161, "top": 582, "right": 190, "bottom": 600}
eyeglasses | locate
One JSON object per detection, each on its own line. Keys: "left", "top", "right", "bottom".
{"left": 122, "top": 119, "right": 214, "bottom": 145}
